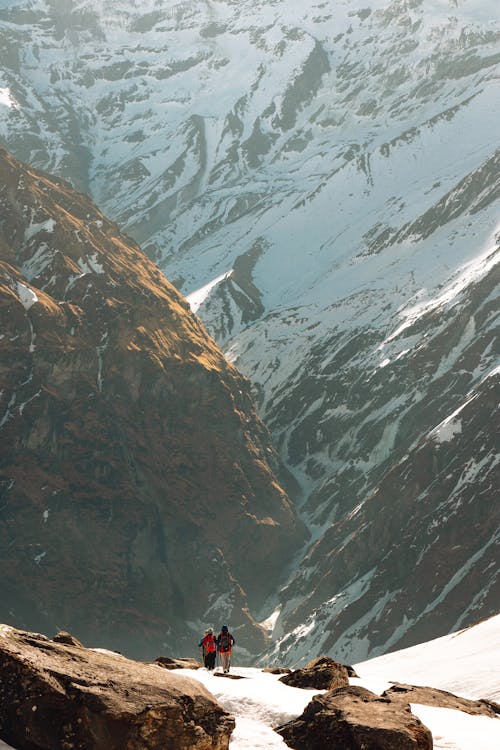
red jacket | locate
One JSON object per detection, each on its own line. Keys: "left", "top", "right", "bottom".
{"left": 200, "top": 634, "right": 216, "bottom": 654}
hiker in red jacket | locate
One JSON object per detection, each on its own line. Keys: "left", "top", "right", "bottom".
{"left": 216, "top": 625, "right": 235, "bottom": 674}
{"left": 198, "top": 627, "right": 217, "bottom": 670}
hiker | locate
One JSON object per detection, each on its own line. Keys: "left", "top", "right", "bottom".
{"left": 216, "top": 625, "right": 235, "bottom": 674}
{"left": 198, "top": 627, "right": 217, "bottom": 670}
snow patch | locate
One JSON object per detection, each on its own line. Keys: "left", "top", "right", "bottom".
{"left": 15, "top": 282, "right": 38, "bottom": 310}
{"left": 78, "top": 253, "right": 105, "bottom": 275}
{"left": 430, "top": 393, "right": 478, "bottom": 444}
{"left": 0, "top": 88, "right": 16, "bottom": 109}
{"left": 259, "top": 606, "right": 281, "bottom": 633}
{"left": 186, "top": 270, "right": 232, "bottom": 313}
{"left": 91, "top": 648, "right": 128, "bottom": 659}
{"left": 25, "top": 218, "right": 56, "bottom": 242}
{"left": 432, "top": 418, "right": 462, "bottom": 444}
{"left": 412, "top": 705, "right": 500, "bottom": 750}
{"left": 382, "top": 243, "right": 499, "bottom": 347}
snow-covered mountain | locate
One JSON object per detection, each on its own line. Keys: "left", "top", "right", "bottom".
{"left": 0, "top": 0, "right": 499, "bottom": 662}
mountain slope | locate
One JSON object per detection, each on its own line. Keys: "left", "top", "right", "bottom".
{"left": 0, "top": 0, "right": 499, "bottom": 661}
{"left": 0, "top": 146, "right": 305, "bottom": 658}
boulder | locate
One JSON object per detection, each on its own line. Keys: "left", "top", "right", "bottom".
{"left": 384, "top": 682, "right": 500, "bottom": 717}
{"left": 279, "top": 656, "right": 350, "bottom": 690}
{"left": 262, "top": 667, "right": 292, "bottom": 675}
{"left": 0, "top": 625, "right": 234, "bottom": 750}
{"left": 276, "top": 685, "right": 433, "bottom": 750}
{"left": 52, "top": 631, "right": 84, "bottom": 648}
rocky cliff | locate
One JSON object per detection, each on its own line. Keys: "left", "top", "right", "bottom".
{"left": 0, "top": 147, "right": 305, "bottom": 658}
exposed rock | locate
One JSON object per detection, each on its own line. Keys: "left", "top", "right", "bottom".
{"left": 279, "top": 656, "right": 349, "bottom": 690}
{"left": 277, "top": 685, "right": 433, "bottom": 750}
{"left": 155, "top": 656, "right": 201, "bottom": 670}
{"left": 52, "top": 631, "right": 84, "bottom": 648}
{"left": 262, "top": 667, "right": 292, "bottom": 675}
{"left": 0, "top": 624, "right": 234, "bottom": 750}
{"left": 213, "top": 673, "right": 246, "bottom": 680}
{"left": 0, "top": 147, "right": 306, "bottom": 659}
{"left": 345, "top": 665, "right": 359, "bottom": 678}
{"left": 384, "top": 681, "right": 500, "bottom": 718}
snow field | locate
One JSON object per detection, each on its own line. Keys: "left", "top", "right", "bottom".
{"left": 178, "top": 615, "right": 500, "bottom": 749}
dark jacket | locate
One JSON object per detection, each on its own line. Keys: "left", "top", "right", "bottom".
{"left": 216, "top": 631, "right": 235, "bottom": 653}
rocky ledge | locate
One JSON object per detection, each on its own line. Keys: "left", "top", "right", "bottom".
{"left": 0, "top": 625, "right": 234, "bottom": 750}
{"left": 277, "top": 685, "right": 433, "bottom": 750}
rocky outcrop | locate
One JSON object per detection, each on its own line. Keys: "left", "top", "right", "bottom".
{"left": 52, "top": 631, "right": 84, "bottom": 648}
{"left": 155, "top": 656, "right": 200, "bottom": 671}
{"left": 0, "top": 625, "right": 234, "bottom": 750}
{"left": 279, "top": 656, "right": 349, "bottom": 690}
{"left": 277, "top": 685, "right": 433, "bottom": 750}
{"left": 262, "top": 667, "right": 292, "bottom": 675}
{"left": 383, "top": 682, "right": 500, "bottom": 718}
{"left": 0, "top": 147, "right": 306, "bottom": 659}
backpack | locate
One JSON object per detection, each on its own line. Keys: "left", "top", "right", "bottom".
{"left": 205, "top": 635, "right": 216, "bottom": 653}
{"left": 219, "top": 632, "right": 231, "bottom": 651}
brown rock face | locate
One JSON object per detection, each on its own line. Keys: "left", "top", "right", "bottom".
{"left": 0, "top": 147, "right": 306, "bottom": 658}
{"left": 279, "top": 656, "right": 350, "bottom": 690}
{"left": 277, "top": 685, "right": 433, "bottom": 750}
{"left": 0, "top": 625, "right": 234, "bottom": 750}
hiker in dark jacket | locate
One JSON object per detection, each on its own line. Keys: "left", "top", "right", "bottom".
{"left": 198, "top": 627, "right": 217, "bottom": 670}
{"left": 216, "top": 625, "right": 235, "bottom": 673}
